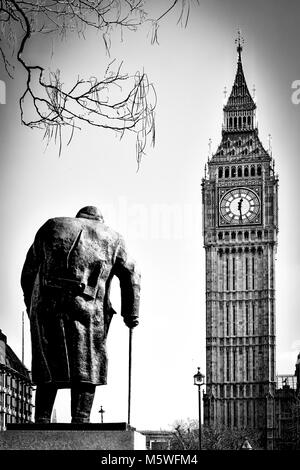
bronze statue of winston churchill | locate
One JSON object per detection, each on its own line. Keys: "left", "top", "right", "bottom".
{"left": 21, "top": 206, "right": 140, "bottom": 423}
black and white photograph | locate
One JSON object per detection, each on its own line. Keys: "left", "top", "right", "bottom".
{"left": 0, "top": 0, "right": 299, "bottom": 458}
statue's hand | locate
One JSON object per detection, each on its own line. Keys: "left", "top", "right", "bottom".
{"left": 124, "top": 317, "right": 139, "bottom": 329}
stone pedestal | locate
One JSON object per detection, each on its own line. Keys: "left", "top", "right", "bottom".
{"left": 0, "top": 423, "right": 146, "bottom": 450}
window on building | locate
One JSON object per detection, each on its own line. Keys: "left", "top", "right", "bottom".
{"left": 244, "top": 231, "right": 249, "bottom": 240}
{"left": 226, "top": 304, "right": 230, "bottom": 336}
{"left": 246, "top": 304, "right": 249, "bottom": 336}
{"left": 247, "top": 401, "right": 251, "bottom": 426}
{"left": 246, "top": 349, "right": 250, "bottom": 381}
{"left": 226, "top": 257, "right": 229, "bottom": 290}
{"left": 257, "top": 165, "right": 262, "bottom": 176}
{"left": 252, "top": 257, "right": 255, "bottom": 289}
{"left": 271, "top": 348, "right": 275, "bottom": 381}
{"left": 251, "top": 165, "right": 255, "bottom": 176}
{"left": 245, "top": 257, "right": 249, "bottom": 290}
{"left": 226, "top": 349, "right": 230, "bottom": 381}
{"left": 231, "top": 166, "right": 236, "bottom": 177}
{"left": 12, "top": 377, "right": 17, "bottom": 392}
{"left": 5, "top": 375, "right": 11, "bottom": 388}
{"left": 234, "top": 401, "right": 238, "bottom": 427}
{"left": 225, "top": 167, "right": 229, "bottom": 178}
{"left": 232, "top": 257, "right": 236, "bottom": 291}
{"left": 218, "top": 167, "right": 223, "bottom": 178}
{"left": 238, "top": 166, "right": 242, "bottom": 176}
{"left": 253, "top": 349, "right": 256, "bottom": 381}
{"left": 244, "top": 166, "right": 249, "bottom": 177}
{"left": 233, "top": 349, "right": 236, "bottom": 380}
{"left": 233, "top": 305, "right": 236, "bottom": 336}
{"left": 252, "top": 304, "right": 255, "bottom": 335}
{"left": 227, "top": 401, "right": 231, "bottom": 427}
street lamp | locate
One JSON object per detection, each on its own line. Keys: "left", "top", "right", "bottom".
{"left": 194, "top": 367, "right": 205, "bottom": 450}
{"left": 99, "top": 405, "right": 105, "bottom": 423}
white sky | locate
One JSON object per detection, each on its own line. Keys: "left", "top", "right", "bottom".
{"left": 0, "top": 0, "right": 299, "bottom": 431}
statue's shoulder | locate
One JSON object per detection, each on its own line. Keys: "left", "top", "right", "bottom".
{"left": 86, "top": 220, "right": 122, "bottom": 246}
{"left": 38, "top": 217, "right": 123, "bottom": 248}
{"left": 37, "top": 217, "right": 83, "bottom": 237}
{"left": 42, "top": 216, "right": 80, "bottom": 228}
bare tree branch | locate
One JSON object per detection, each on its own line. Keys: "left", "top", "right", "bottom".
{"left": 0, "top": 0, "right": 198, "bottom": 167}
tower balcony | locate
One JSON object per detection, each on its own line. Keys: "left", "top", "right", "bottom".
{"left": 222, "top": 124, "right": 257, "bottom": 133}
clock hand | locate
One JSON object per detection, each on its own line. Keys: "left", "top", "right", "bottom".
{"left": 238, "top": 197, "right": 243, "bottom": 222}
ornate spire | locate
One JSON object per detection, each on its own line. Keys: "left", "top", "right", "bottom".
{"left": 211, "top": 36, "right": 271, "bottom": 163}
{"left": 235, "top": 29, "right": 244, "bottom": 62}
{"left": 208, "top": 138, "right": 212, "bottom": 160}
{"left": 224, "top": 34, "right": 255, "bottom": 113}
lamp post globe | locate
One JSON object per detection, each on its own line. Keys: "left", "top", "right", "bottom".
{"left": 194, "top": 367, "right": 205, "bottom": 450}
{"left": 194, "top": 367, "right": 205, "bottom": 386}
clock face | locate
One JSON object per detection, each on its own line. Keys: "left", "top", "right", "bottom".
{"left": 219, "top": 188, "right": 261, "bottom": 225}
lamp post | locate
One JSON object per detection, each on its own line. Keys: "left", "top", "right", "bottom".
{"left": 99, "top": 405, "right": 105, "bottom": 423}
{"left": 194, "top": 367, "right": 205, "bottom": 450}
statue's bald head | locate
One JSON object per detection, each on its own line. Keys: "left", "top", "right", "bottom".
{"left": 76, "top": 206, "right": 104, "bottom": 222}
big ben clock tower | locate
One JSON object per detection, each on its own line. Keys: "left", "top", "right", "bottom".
{"left": 202, "top": 34, "right": 278, "bottom": 449}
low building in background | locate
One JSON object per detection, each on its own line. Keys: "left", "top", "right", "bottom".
{"left": 274, "top": 372, "right": 300, "bottom": 450}
{"left": 0, "top": 329, "right": 34, "bottom": 429}
{"left": 140, "top": 430, "right": 173, "bottom": 450}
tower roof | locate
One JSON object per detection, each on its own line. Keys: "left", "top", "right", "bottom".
{"left": 224, "top": 37, "right": 256, "bottom": 113}
{"left": 210, "top": 34, "right": 271, "bottom": 163}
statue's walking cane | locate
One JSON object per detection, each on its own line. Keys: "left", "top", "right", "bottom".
{"left": 128, "top": 328, "right": 133, "bottom": 425}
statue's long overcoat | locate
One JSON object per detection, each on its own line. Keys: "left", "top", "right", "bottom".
{"left": 21, "top": 214, "right": 140, "bottom": 386}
